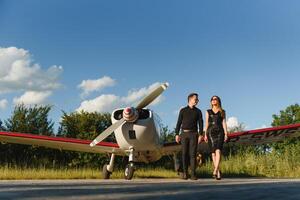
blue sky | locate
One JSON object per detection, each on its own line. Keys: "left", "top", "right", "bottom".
{"left": 0, "top": 0, "right": 300, "bottom": 132}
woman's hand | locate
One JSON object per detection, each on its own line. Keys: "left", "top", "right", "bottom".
{"left": 175, "top": 135, "right": 181, "bottom": 144}
{"left": 224, "top": 134, "right": 228, "bottom": 142}
{"left": 204, "top": 134, "right": 208, "bottom": 143}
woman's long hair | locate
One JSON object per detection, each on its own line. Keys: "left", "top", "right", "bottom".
{"left": 210, "top": 96, "right": 225, "bottom": 118}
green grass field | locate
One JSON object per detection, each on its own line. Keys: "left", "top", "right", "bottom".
{"left": 1, "top": 145, "right": 299, "bottom": 180}
{"left": 0, "top": 166, "right": 179, "bottom": 180}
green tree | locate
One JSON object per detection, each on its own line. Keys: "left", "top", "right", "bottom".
{"left": 271, "top": 103, "right": 300, "bottom": 151}
{"left": 0, "top": 104, "right": 56, "bottom": 167}
{"left": 272, "top": 104, "right": 300, "bottom": 126}
{"left": 5, "top": 104, "right": 54, "bottom": 135}
{"left": 161, "top": 125, "right": 175, "bottom": 143}
{"left": 0, "top": 119, "right": 5, "bottom": 131}
{"left": 58, "top": 111, "right": 119, "bottom": 168}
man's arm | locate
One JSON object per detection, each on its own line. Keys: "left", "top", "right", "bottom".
{"left": 198, "top": 110, "right": 204, "bottom": 135}
{"left": 175, "top": 109, "right": 183, "bottom": 135}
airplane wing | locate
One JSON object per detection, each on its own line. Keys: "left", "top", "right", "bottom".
{"left": 227, "top": 123, "right": 300, "bottom": 145}
{"left": 161, "top": 123, "right": 300, "bottom": 155}
{"left": 0, "top": 131, "right": 124, "bottom": 155}
{"left": 161, "top": 142, "right": 181, "bottom": 156}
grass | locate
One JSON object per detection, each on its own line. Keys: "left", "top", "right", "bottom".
{"left": 217, "top": 147, "right": 300, "bottom": 178}
{"left": 0, "top": 145, "right": 299, "bottom": 180}
{"left": 0, "top": 166, "right": 178, "bottom": 180}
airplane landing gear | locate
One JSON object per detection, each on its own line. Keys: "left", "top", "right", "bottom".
{"left": 102, "top": 164, "right": 111, "bottom": 179}
{"left": 124, "top": 147, "right": 135, "bottom": 180}
{"left": 124, "top": 162, "right": 135, "bottom": 180}
{"left": 102, "top": 153, "right": 115, "bottom": 179}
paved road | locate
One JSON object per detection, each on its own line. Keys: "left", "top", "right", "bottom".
{"left": 0, "top": 178, "right": 299, "bottom": 200}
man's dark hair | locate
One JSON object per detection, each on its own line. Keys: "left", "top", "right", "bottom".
{"left": 188, "top": 93, "right": 198, "bottom": 102}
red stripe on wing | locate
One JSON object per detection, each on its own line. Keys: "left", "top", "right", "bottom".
{"left": 0, "top": 131, "right": 119, "bottom": 148}
{"left": 229, "top": 123, "right": 300, "bottom": 138}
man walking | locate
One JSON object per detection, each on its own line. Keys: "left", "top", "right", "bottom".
{"left": 175, "top": 93, "right": 203, "bottom": 180}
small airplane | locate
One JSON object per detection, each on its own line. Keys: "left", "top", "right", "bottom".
{"left": 0, "top": 82, "right": 300, "bottom": 180}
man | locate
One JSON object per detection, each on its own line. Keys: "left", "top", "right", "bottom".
{"left": 175, "top": 93, "right": 203, "bottom": 180}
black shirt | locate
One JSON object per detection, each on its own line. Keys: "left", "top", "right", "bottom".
{"left": 175, "top": 106, "right": 203, "bottom": 135}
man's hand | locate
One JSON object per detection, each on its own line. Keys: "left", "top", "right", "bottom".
{"left": 198, "top": 135, "right": 203, "bottom": 144}
{"left": 175, "top": 135, "right": 181, "bottom": 144}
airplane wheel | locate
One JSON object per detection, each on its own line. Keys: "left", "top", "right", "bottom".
{"left": 124, "top": 163, "right": 134, "bottom": 180}
{"left": 102, "top": 164, "right": 111, "bottom": 179}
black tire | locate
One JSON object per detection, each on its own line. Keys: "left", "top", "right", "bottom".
{"left": 124, "top": 163, "right": 134, "bottom": 180}
{"left": 102, "top": 164, "right": 111, "bottom": 179}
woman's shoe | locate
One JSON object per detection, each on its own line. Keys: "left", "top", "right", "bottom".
{"left": 212, "top": 173, "right": 217, "bottom": 179}
{"left": 213, "top": 169, "right": 217, "bottom": 179}
{"left": 216, "top": 170, "right": 222, "bottom": 180}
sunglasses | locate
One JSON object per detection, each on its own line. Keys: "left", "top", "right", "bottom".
{"left": 211, "top": 98, "right": 218, "bottom": 101}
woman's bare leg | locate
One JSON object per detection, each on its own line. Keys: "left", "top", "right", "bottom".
{"left": 215, "top": 149, "right": 221, "bottom": 175}
{"left": 212, "top": 152, "right": 217, "bottom": 175}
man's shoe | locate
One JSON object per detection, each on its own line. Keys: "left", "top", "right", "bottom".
{"left": 182, "top": 173, "right": 188, "bottom": 180}
{"left": 190, "top": 176, "right": 198, "bottom": 180}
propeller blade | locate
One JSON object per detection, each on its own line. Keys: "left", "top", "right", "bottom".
{"left": 90, "top": 118, "right": 126, "bottom": 147}
{"left": 135, "top": 82, "right": 169, "bottom": 109}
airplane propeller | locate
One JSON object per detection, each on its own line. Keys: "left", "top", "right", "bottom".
{"left": 90, "top": 82, "right": 169, "bottom": 147}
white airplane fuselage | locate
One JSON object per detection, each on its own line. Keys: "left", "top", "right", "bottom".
{"left": 112, "top": 108, "right": 165, "bottom": 163}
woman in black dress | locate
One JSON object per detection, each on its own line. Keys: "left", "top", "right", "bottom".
{"left": 204, "top": 96, "right": 228, "bottom": 180}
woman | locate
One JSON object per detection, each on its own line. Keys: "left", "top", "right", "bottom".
{"left": 204, "top": 96, "right": 228, "bottom": 180}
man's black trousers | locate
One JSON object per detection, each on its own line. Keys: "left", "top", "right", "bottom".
{"left": 181, "top": 132, "right": 198, "bottom": 176}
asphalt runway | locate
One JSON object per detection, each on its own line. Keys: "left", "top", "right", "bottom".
{"left": 0, "top": 178, "right": 299, "bottom": 200}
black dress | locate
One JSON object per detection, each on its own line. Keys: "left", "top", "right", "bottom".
{"left": 207, "top": 109, "right": 225, "bottom": 153}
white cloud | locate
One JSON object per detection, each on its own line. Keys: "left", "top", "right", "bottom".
{"left": 13, "top": 91, "right": 52, "bottom": 105}
{"left": 226, "top": 117, "right": 239, "bottom": 130}
{"left": 0, "top": 99, "right": 8, "bottom": 109}
{"left": 76, "top": 94, "right": 120, "bottom": 113}
{"left": 0, "top": 46, "right": 63, "bottom": 105}
{"left": 122, "top": 82, "right": 163, "bottom": 105}
{"left": 78, "top": 76, "right": 116, "bottom": 97}
{"left": 255, "top": 124, "right": 268, "bottom": 129}
{"left": 77, "top": 82, "right": 165, "bottom": 113}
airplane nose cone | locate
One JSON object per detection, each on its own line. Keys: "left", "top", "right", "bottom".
{"left": 124, "top": 107, "right": 132, "bottom": 114}
{"left": 123, "top": 107, "right": 138, "bottom": 122}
